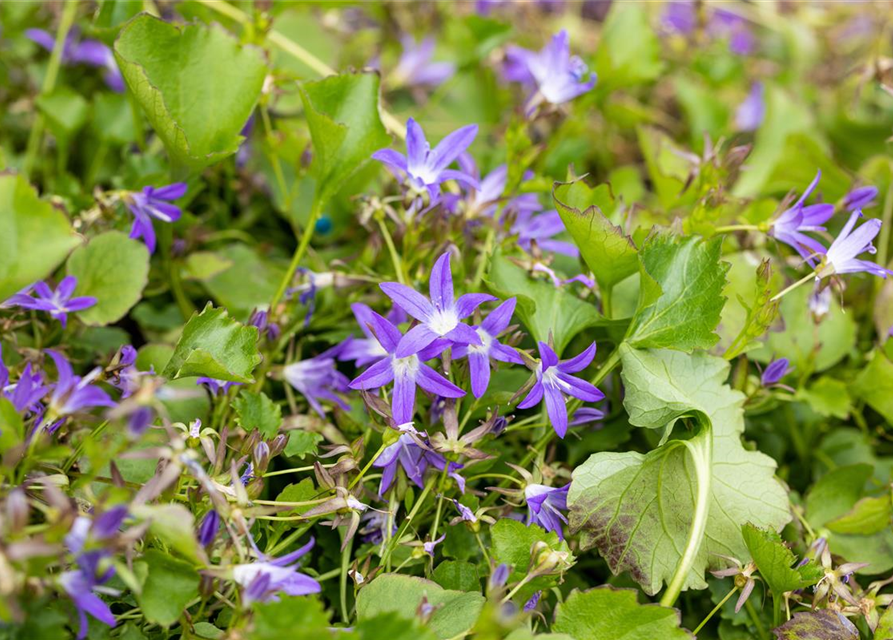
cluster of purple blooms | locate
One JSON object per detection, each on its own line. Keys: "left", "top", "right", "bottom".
{"left": 661, "top": 1, "right": 756, "bottom": 56}
{"left": 26, "top": 28, "right": 124, "bottom": 92}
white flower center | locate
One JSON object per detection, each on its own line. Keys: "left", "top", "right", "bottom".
{"left": 392, "top": 354, "right": 420, "bottom": 379}
{"left": 542, "top": 366, "right": 572, "bottom": 393}
{"left": 468, "top": 328, "right": 493, "bottom": 355}
{"left": 427, "top": 308, "right": 459, "bottom": 336}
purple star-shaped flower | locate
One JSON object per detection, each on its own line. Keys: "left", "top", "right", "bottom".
{"left": 769, "top": 171, "right": 835, "bottom": 265}
{"left": 504, "top": 30, "right": 596, "bottom": 109}
{"left": 817, "top": 210, "right": 893, "bottom": 279}
{"left": 372, "top": 118, "right": 479, "bottom": 201}
{"left": 232, "top": 538, "right": 321, "bottom": 605}
{"left": 373, "top": 432, "right": 465, "bottom": 496}
{"left": 124, "top": 183, "right": 187, "bottom": 253}
{"left": 452, "top": 155, "right": 542, "bottom": 220}
{"left": 512, "top": 209, "right": 580, "bottom": 257}
{"left": 348, "top": 310, "right": 464, "bottom": 424}
{"left": 525, "top": 483, "right": 570, "bottom": 539}
{"left": 843, "top": 186, "right": 878, "bottom": 212}
{"left": 284, "top": 344, "right": 351, "bottom": 417}
{"left": 392, "top": 35, "right": 455, "bottom": 89}
{"left": 7, "top": 276, "right": 96, "bottom": 328}
{"left": 59, "top": 553, "right": 117, "bottom": 639}
{"left": 27, "top": 28, "right": 124, "bottom": 92}
{"left": 453, "top": 298, "right": 524, "bottom": 398}
{"left": 381, "top": 251, "right": 497, "bottom": 358}
{"left": 107, "top": 345, "right": 145, "bottom": 399}
{"left": 517, "top": 342, "right": 604, "bottom": 438}
{"left": 197, "top": 377, "right": 241, "bottom": 396}
{"left": 45, "top": 350, "right": 115, "bottom": 420}
{"left": 339, "top": 303, "right": 390, "bottom": 367}
{"left": 0, "top": 346, "right": 49, "bottom": 415}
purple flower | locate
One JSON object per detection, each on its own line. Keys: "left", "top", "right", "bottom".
{"left": 453, "top": 298, "right": 523, "bottom": 398}
{"left": 249, "top": 308, "right": 281, "bottom": 342}
{"left": 710, "top": 9, "right": 755, "bottom": 55}
{"left": 735, "top": 82, "right": 765, "bottom": 132}
{"left": 59, "top": 555, "right": 117, "bottom": 639}
{"left": 525, "top": 483, "right": 570, "bottom": 539}
{"left": 372, "top": 119, "right": 479, "bottom": 201}
{"left": 197, "top": 377, "right": 241, "bottom": 396}
{"left": 232, "top": 538, "right": 321, "bottom": 605}
{"left": 447, "top": 155, "right": 542, "bottom": 220}
{"left": 517, "top": 342, "right": 604, "bottom": 438}
{"left": 843, "top": 186, "right": 878, "bottom": 212}
{"left": 451, "top": 498, "right": 477, "bottom": 523}
{"left": 504, "top": 30, "right": 596, "bottom": 109}
{"left": 661, "top": 1, "right": 696, "bottom": 34}
{"left": 349, "top": 311, "right": 463, "bottom": 424}
{"left": 198, "top": 510, "right": 220, "bottom": 547}
{"left": 490, "top": 563, "right": 510, "bottom": 588}
{"left": 769, "top": 171, "right": 835, "bottom": 265}
{"left": 283, "top": 345, "right": 351, "bottom": 417}
{"left": 45, "top": 350, "right": 114, "bottom": 421}
{"left": 761, "top": 358, "right": 791, "bottom": 386}
{"left": 570, "top": 407, "right": 606, "bottom": 426}
{"left": 0, "top": 346, "right": 49, "bottom": 414}
{"left": 423, "top": 534, "right": 446, "bottom": 557}
{"left": 524, "top": 591, "right": 543, "bottom": 611}
{"left": 26, "top": 28, "right": 124, "bottom": 92}
{"left": 392, "top": 36, "right": 455, "bottom": 89}
{"left": 124, "top": 183, "right": 187, "bottom": 253}
{"left": 817, "top": 210, "right": 893, "bottom": 279}
{"left": 339, "top": 303, "right": 390, "bottom": 367}
{"left": 381, "top": 251, "right": 497, "bottom": 358}
{"left": 373, "top": 432, "right": 464, "bottom": 496}
{"left": 7, "top": 276, "right": 96, "bottom": 328}
{"left": 107, "top": 346, "right": 144, "bottom": 399}
{"left": 360, "top": 511, "right": 397, "bottom": 544}
{"left": 512, "top": 209, "right": 580, "bottom": 257}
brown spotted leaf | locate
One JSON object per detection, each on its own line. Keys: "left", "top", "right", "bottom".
{"left": 772, "top": 610, "right": 858, "bottom": 640}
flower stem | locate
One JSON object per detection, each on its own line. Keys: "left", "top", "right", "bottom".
{"left": 715, "top": 224, "right": 760, "bottom": 233}
{"left": 692, "top": 585, "right": 738, "bottom": 635}
{"left": 269, "top": 197, "right": 322, "bottom": 311}
{"left": 769, "top": 272, "right": 815, "bottom": 303}
{"left": 340, "top": 531, "right": 353, "bottom": 623}
{"left": 378, "top": 218, "right": 407, "bottom": 285}
{"left": 348, "top": 442, "right": 387, "bottom": 491}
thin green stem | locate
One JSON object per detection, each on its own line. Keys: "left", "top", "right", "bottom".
{"left": 348, "top": 442, "right": 387, "bottom": 491}
{"left": 715, "top": 224, "right": 760, "bottom": 233}
{"left": 745, "top": 598, "right": 770, "bottom": 640}
{"left": 382, "top": 477, "right": 435, "bottom": 567}
{"left": 770, "top": 272, "right": 815, "bottom": 303}
{"left": 23, "top": 0, "right": 79, "bottom": 178}
{"left": 378, "top": 218, "right": 406, "bottom": 285}
{"left": 693, "top": 585, "right": 738, "bottom": 635}
{"left": 601, "top": 284, "right": 613, "bottom": 319}
{"left": 340, "top": 531, "right": 353, "bottom": 623}
{"left": 270, "top": 198, "right": 322, "bottom": 311}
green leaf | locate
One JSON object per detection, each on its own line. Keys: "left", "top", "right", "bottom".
{"left": 351, "top": 612, "right": 439, "bottom": 640}
{"left": 0, "top": 397, "right": 24, "bottom": 453}
{"left": 876, "top": 605, "right": 893, "bottom": 640}
{"left": 133, "top": 504, "right": 202, "bottom": 564}
{"left": 0, "top": 174, "right": 81, "bottom": 300}
{"left": 134, "top": 550, "right": 199, "bottom": 627}
{"left": 233, "top": 390, "right": 282, "bottom": 438}
{"left": 805, "top": 464, "right": 873, "bottom": 530}
{"left": 284, "top": 431, "right": 324, "bottom": 459}
{"left": 854, "top": 351, "right": 893, "bottom": 426}
{"left": 203, "top": 244, "right": 287, "bottom": 318}
{"left": 827, "top": 496, "right": 892, "bottom": 535}
{"left": 552, "top": 179, "right": 638, "bottom": 292}
{"left": 594, "top": 4, "right": 664, "bottom": 91}
{"left": 249, "top": 596, "right": 331, "bottom": 640}
{"left": 431, "top": 561, "right": 480, "bottom": 593}
{"left": 182, "top": 251, "right": 233, "bottom": 281}
{"left": 636, "top": 127, "right": 696, "bottom": 210}
{"left": 491, "top": 519, "right": 574, "bottom": 602}
{"left": 114, "top": 13, "right": 267, "bottom": 170}
{"left": 299, "top": 71, "right": 390, "bottom": 205}
{"left": 625, "top": 232, "right": 728, "bottom": 352}
{"left": 36, "top": 87, "right": 89, "bottom": 140}
{"left": 741, "top": 524, "right": 822, "bottom": 596}
{"left": 797, "top": 377, "right": 851, "bottom": 420}
{"left": 355, "top": 574, "right": 485, "bottom": 640}
{"left": 552, "top": 587, "right": 693, "bottom": 640}
{"left": 66, "top": 231, "right": 150, "bottom": 326}
{"left": 270, "top": 479, "right": 318, "bottom": 536}
{"left": 569, "top": 347, "right": 790, "bottom": 596}
{"left": 485, "top": 251, "right": 606, "bottom": 356}
{"left": 772, "top": 610, "right": 858, "bottom": 640}
{"left": 163, "top": 303, "right": 260, "bottom": 383}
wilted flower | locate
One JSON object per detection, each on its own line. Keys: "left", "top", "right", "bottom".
{"left": 769, "top": 171, "right": 835, "bottom": 265}
{"left": 735, "top": 82, "right": 764, "bottom": 132}
{"left": 372, "top": 118, "right": 479, "bottom": 202}
{"left": 348, "top": 310, "right": 463, "bottom": 424}
{"left": 504, "top": 30, "right": 596, "bottom": 110}
{"left": 453, "top": 298, "right": 523, "bottom": 398}
{"left": 231, "top": 538, "right": 321, "bottom": 605}
{"left": 7, "top": 276, "right": 96, "bottom": 328}
{"left": 381, "top": 251, "right": 497, "bottom": 357}
{"left": 26, "top": 28, "right": 124, "bottom": 91}
{"left": 517, "top": 342, "right": 605, "bottom": 438}
{"left": 711, "top": 555, "right": 758, "bottom": 613}
{"left": 391, "top": 35, "right": 455, "bottom": 89}
{"left": 761, "top": 358, "right": 791, "bottom": 386}
{"left": 525, "top": 483, "right": 570, "bottom": 539}
{"left": 124, "top": 183, "right": 187, "bottom": 253}
{"left": 816, "top": 210, "right": 892, "bottom": 279}
{"left": 283, "top": 345, "right": 351, "bottom": 417}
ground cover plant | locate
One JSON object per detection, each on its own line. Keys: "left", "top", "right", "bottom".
{"left": 3, "top": 1, "right": 893, "bottom": 638}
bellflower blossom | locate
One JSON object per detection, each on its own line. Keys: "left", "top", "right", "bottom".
{"left": 735, "top": 82, "right": 765, "bottom": 132}
{"left": 59, "top": 553, "right": 117, "bottom": 639}
{"left": 7, "top": 276, "right": 96, "bottom": 328}
{"left": 283, "top": 344, "right": 351, "bottom": 417}
{"left": 45, "top": 350, "right": 115, "bottom": 423}
{"left": 761, "top": 358, "right": 791, "bottom": 386}
{"left": 339, "top": 303, "right": 390, "bottom": 367}
{"left": 445, "top": 155, "right": 542, "bottom": 220}
{"left": 453, "top": 298, "right": 524, "bottom": 398}
{"left": 107, "top": 346, "right": 144, "bottom": 398}
{"left": 372, "top": 118, "right": 479, "bottom": 202}
{"left": 392, "top": 35, "right": 455, "bottom": 89}
{"left": 197, "top": 377, "right": 241, "bottom": 396}
{"left": 525, "top": 483, "right": 570, "bottom": 538}
{"left": 124, "top": 183, "right": 187, "bottom": 253}
{"left": 0, "top": 346, "right": 49, "bottom": 414}
{"left": 843, "top": 186, "right": 878, "bottom": 212}
{"left": 769, "top": 171, "right": 835, "bottom": 265}
{"left": 373, "top": 432, "right": 465, "bottom": 496}
{"left": 26, "top": 28, "right": 124, "bottom": 92}
{"left": 517, "top": 342, "right": 604, "bottom": 438}
{"left": 348, "top": 310, "right": 463, "bottom": 424}
{"left": 816, "top": 210, "right": 893, "bottom": 279}
{"left": 231, "top": 538, "right": 321, "bottom": 605}
{"left": 504, "top": 30, "right": 596, "bottom": 109}
{"left": 512, "top": 209, "right": 580, "bottom": 257}
{"left": 381, "top": 251, "right": 497, "bottom": 357}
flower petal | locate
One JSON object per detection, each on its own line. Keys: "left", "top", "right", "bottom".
{"left": 380, "top": 283, "right": 433, "bottom": 322}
